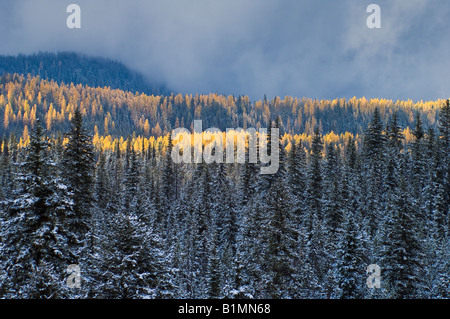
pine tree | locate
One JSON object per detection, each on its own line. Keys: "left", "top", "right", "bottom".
{"left": 90, "top": 150, "right": 113, "bottom": 297}
{"left": 386, "top": 112, "right": 404, "bottom": 152}
{"left": 61, "top": 107, "right": 95, "bottom": 296}
{"left": 2, "top": 120, "right": 72, "bottom": 298}
{"left": 323, "top": 143, "right": 343, "bottom": 236}
{"left": 303, "top": 126, "right": 326, "bottom": 293}
{"left": 411, "top": 112, "right": 425, "bottom": 199}
{"left": 123, "top": 137, "right": 140, "bottom": 212}
{"left": 307, "top": 126, "right": 324, "bottom": 221}
{"left": 380, "top": 177, "right": 423, "bottom": 299}
{"left": 61, "top": 107, "right": 95, "bottom": 243}
{"left": 363, "top": 107, "right": 387, "bottom": 236}
{"left": 173, "top": 179, "right": 196, "bottom": 298}
{"left": 322, "top": 142, "right": 345, "bottom": 297}
{"left": 213, "top": 162, "right": 237, "bottom": 254}
{"left": 206, "top": 221, "right": 222, "bottom": 298}
{"left": 162, "top": 134, "right": 176, "bottom": 202}
{"left": 439, "top": 99, "right": 450, "bottom": 151}
{"left": 336, "top": 210, "right": 363, "bottom": 299}
{"left": 438, "top": 99, "right": 450, "bottom": 234}
{"left": 286, "top": 138, "right": 307, "bottom": 239}
{"left": 235, "top": 138, "right": 260, "bottom": 299}
{"left": 0, "top": 139, "right": 13, "bottom": 201}
{"left": 185, "top": 160, "right": 213, "bottom": 297}
{"left": 160, "top": 133, "right": 181, "bottom": 243}
{"left": 239, "top": 134, "right": 259, "bottom": 208}
{"left": 104, "top": 209, "right": 167, "bottom": 298}
{"left": 257, "top": 118, "right": 298, "bottom": 298}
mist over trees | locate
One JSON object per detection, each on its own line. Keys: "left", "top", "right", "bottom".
{"left": 0, "top": 52, "right": 167, "bottom": 97}
{"left": 0, "top": 54, "right": 448, "bottom": 299}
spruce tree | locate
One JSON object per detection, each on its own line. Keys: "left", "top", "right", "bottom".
{"left": 438, "top": 99, "right": 450, "bottom": 233}
{"left": 363, "top": 107, "right": 387, "bottom": 236}
{"left": 2, "top": 120, "right": 72, "bottom": 298}
{"left": 61, "top": 107, "right": 95, "bottom": 296}
{"left": 286, "top": 138, "right": 307, "bottom": 238}
{"left": 307, "top": 126, "right": 324, "bottom": 221}
{"left": 0, "top": 139, "right": 13, "bottom": 201}
{"left": 323, "top": 143, "right": 343, "bottom": 236}
{"left": 411, "top": 112, "right": 425, "bottom": 199}
{"left": 380, "top": 178, "right": 423, "bottom": 299}
{"left": 258, "top": 118, "right": 298, "bottom": 298}
{"left": 61, "top": 108, "right": 95, "bottom": 246}
{"left": 206, "top": 222, "right": 222, "bottom": 298}
{"left": 336, "top": 210, "right": 363, "bottom": 299}
{"left": 304, "top": 126, "right": 326, "bottom": 292}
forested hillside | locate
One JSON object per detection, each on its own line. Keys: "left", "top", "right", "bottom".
{"left": 0, "top": 101, "right": 449, "bottom": 298}
{"left": 0, "top": 52, "right": 167, "bottom": 97}
{"left": 0, "top": 62, "right": 449, "bottom": 299}
{"left": 0, "top": 73, "right": 445, "bottom": 152}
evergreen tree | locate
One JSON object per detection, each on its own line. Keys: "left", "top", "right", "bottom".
{"left": 104, "top": 209, "right": 167, "bottom": 298}
{"left": 90, "top": 150, "right": 113, "bottom": 297}
{"left": 235, "top": 139, "right": 261, "bottom": 299}
{"left": 61, "top": 107, "right": 95, "bottom": 296}
{"left": 61, "top": 108, "right": 95, "bottom": 245}
{"left": 206, "top": 221, "right": 222, "bottom": 298}
{"left": 123, "top": 137, "right": 140, "bottom": 212}
{"left": 258, "top": 118, "right": 298, "bottom": 298}
{"left": 380, "top": 178, "right": 423, "bottom": 299}
{"left": 0, "top": 139, "right": 13, "bottom": 201}
{"left": 439, "top": 99, "right": 450, "bottom": 151}
{"left": 411, "top": 112, "right": 425, "bottom": 199}
{"left": 363, "top": 107, "right": 387, "bottom": 236}
{"left": 304, "top": 126, "right": 326, "bottom": 292}
{"left": 438, "top": 99, "right": 450, "bottom": 233}
{"left": 323, "top": 143, "right": 343, "bottom": 236}
{"left": 286, "top": 138, "right": 307, "bottom": 238}
{"left": 213, "top": 162, "right": 237, "bottom": 254}
{"left": 336, "top": 210, "right": 363, "bottom": 299}
{"left": 307, "top": 126, "right": 324, "bottom": 221}
{"left": 2, "top": 120, "right": 72, "bottom": 298}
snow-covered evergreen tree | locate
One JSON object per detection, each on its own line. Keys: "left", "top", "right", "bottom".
{"left": 335, "top": 209, "right": 364, "bottom": 299}
{"left": 380, "top": 177, "right": 424, "bottom": 299}
{"left": 61, "top": 108, "right": 95, "bottom": 273}
{"left": 363, "top": 107, "right": 387, "bottom": 236}
{"left": 2, "top": 120, "right": 73, "bottom": 298}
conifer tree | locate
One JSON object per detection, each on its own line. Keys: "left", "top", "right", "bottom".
{"left": 307, "top": 126, "right": 324, "bottom": 221}
{"left": 336, "top": 210, "right": 363, "bottom": 299}
{"left": 363, "top": 107, "right": 387, "bottom": 236}
{"left": 61, "top": 107, "right": 95, "bottom": 296}
{"left": 380, "top": 178, "right": 423, "bottom": 299}
{"left": 286, "top": 138, "right": 307, "bottom": 237}
{"left": 438, "top": 99, "right": 450, "bottom": 233}
{"left": 2, "top": 120, "right": 72, "bottom": 298}
{"left": 61, "top": 108, "right": 95, "bottom": 249}
{"left": 258, "top": 118, "right": 298, "bottom": 298}
{"left": 411, "top": 112, "right": 425, "bottom": 199}
{"left": 206, "top": 221, "right": 222, "bottom": 298}
{"left": 0, "top": 139, "right": 13, "bottom": 201}
{"left": 323, "top": 143, "right": 343, "bottom": 236}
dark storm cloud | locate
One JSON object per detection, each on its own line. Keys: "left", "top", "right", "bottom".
{"left": 1, "top": 0, "right": 450, "bottom": 101}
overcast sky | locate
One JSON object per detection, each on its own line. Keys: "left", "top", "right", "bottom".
{"left": 1, "top": 0, "right": 449, "bottom": 101}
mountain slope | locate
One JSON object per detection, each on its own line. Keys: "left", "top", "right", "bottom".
{"left": 0, "top": 52, "right": 167, "bottom": 95}
{"left": 0, "top": 73, "right": 444, "bottom": 151}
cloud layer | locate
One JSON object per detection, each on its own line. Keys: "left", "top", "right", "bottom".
{"left": 1, "top": 0, "right": 449, "bottom": 101}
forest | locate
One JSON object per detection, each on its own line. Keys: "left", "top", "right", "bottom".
{"left": 0, "top": 72, "right": 445, "bottom": 153}
{"left": 0, "top": 52, "right": 167, "bottom": 96}
{"left": 0, "top": 55, "right": 449, "bottom": 298}
{"left": 0, "top": 97, "right": 449, "bottom": 298}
